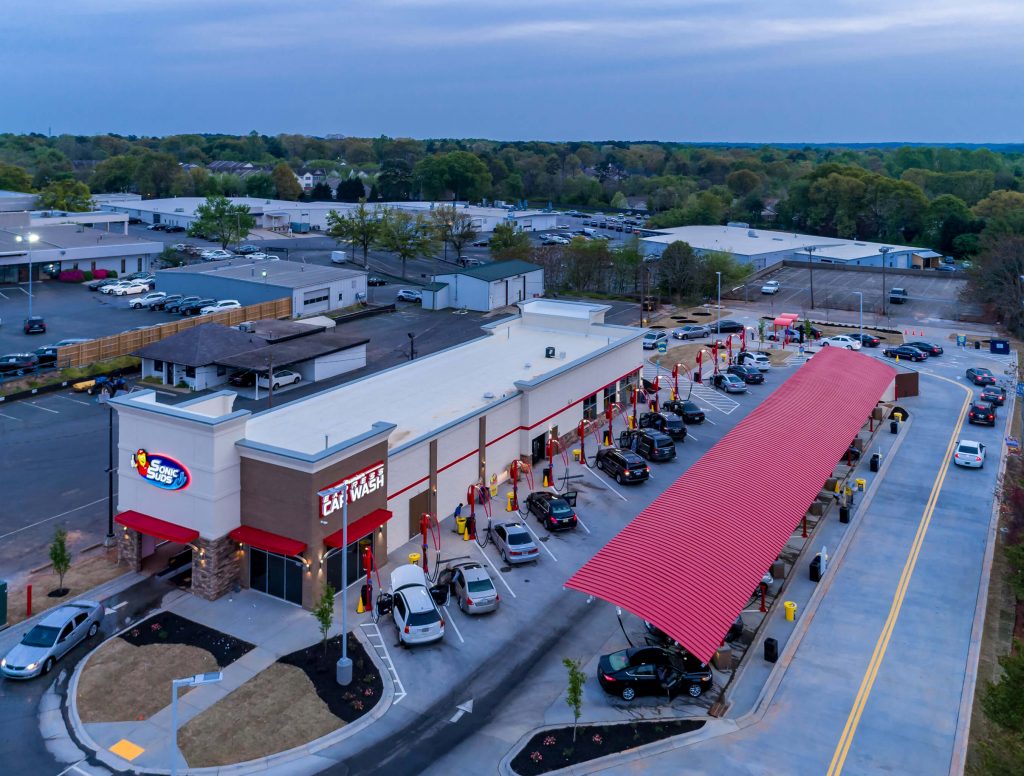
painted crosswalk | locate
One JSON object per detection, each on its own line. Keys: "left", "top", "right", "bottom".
{"left": 642, "top": 361, "right": 739, "bottom": 415}
{"left": 359, "top": 621, "right": 406, "bottom": 703}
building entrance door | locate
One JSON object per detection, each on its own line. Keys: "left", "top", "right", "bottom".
{"left": 531, "top": 432, "right": 547, "bottom": 464}
{"left": 249, "top": 548, "right": 303, "bottom": 605}
{"left": 409, "top": 490, "right": 431, "bottom": 539}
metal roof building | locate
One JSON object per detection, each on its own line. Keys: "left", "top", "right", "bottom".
{"left": 429, "top": 260, "right": 545, "bottom": 312}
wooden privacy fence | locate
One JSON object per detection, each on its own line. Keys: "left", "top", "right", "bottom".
{"left": 59, "top": 297, "right": 292, "bottom": 368}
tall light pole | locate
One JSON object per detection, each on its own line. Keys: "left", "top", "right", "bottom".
{"left": 879, "top": 246, "right": 892, "bottom": 319}
{"left": 15, "top": 233, "right": 39, "bottom": 318}
{"left": 106, "top": 404, "right": 115, "bottom": 547}
{"left": 318, "top": 480, "right": 353, "bottom": 686}
{"left": 805, "top": 246, "right": 817, "bottom": 309}
{"left": 716, "top": 271, "right": 722, "bottom": 335}
{"left": 853, "top": 291, "right": 863, "bottom": 340}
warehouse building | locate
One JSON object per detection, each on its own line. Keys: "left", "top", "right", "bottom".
{"left": 110, "top": 299, "right": 642, "bottom": 609}
{"left": 639, "top": 224, "right": 942, "bottom": 270}
{"left": 156, "top": 257, "right": 368, "bottom": 316}
{"left": 426, "top": 260, "right": 544, "bottom": 312}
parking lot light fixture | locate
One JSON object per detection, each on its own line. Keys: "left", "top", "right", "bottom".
{"left": 805, "top": 246, "right": 817, "bottom": 309}
{"left": 853, "top": 291, "right": 864, "bottom": 338}
{"left": 879, "top": 246, "right": 892, "bottom": 318}
{"left": 716, "top": 271, "right": 722, "bottom": 335}
{"left": 15, "top": 233, "right": 39, "bottom": 318}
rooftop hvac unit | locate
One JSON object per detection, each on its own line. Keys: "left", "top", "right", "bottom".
{"left": 237, "top": 321, "right": 255, "bottom": 333}
{"left": 748, "top": 229, "right": 757, "bottom": 237}
{"left": 545, "top": 346, "right": 556, "bottom": 358}
{"left": 174, "top": 208, "right": 184, "bottom": 213}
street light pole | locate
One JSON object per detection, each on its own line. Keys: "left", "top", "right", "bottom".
{"left": 338, "top": 481, "right": 352, "bottom": 685}
{"left": 106, "top": 405, "right": 115, "bottom": 547}
{"left": 853, "top": 291, "right": 863, "bottom": 340}
{"left": 805, "top": 246, "right": 817, "bottom": 309}
{"left": 716, "top": 271, "right": 722, "bottom": 335}
{"left": 15, "top": 233, "right": 39, "bottom": 319}
{"left": 879, "top": 246, "right": 892, "bottom": 319}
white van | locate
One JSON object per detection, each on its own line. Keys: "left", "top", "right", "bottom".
{"left": 330, "top": 251, "right": 348, "bottom": 264}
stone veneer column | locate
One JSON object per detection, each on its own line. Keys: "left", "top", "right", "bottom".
{"left": 191, "top": 535, "right": 242, "bottom": 601}
{"left": 117, "top": 528, "right": 142, "bottom": 572}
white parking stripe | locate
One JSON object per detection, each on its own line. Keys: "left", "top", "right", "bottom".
{"left": 471, "top": 540, "right": 516, "bottom": 598}
{"left": 24, "top": 402, "right": 58, "bottom": 413}
{"left": 55, "top": 395, "right": 91, "bottom": 406}
{"left": 442, "top": 605, "right": 465, "bottom": 644}
{"left": 574, "top": 515, "right": 591, "bottom": 534}
{"left": 687, "top": 432, "right": 699, "bottom": 442}
{"left": 520, "top": 518, "right": 558, "bottom": 562}
{"left": 703, "top": 417, "right": 717, "bottom": 425}
{"left": 0, "top": 411, "right": 21, "bottom": 421}
{"left": 581, "top": 464, "right": 628, "bottom": 502}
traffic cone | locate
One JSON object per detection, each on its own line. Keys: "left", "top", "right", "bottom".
{"left": 463, "top": 527, "right": 469, "bottom": 541}
{"left": 357, "top": 595, "right": 365, "bottom": 614}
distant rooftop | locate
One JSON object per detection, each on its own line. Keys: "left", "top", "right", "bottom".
{"left": 0, "top": 223, "right": 161, "bottom": 252}
{"left": 435, "top": 259, "right": 541, "bottom": 282}
{"left": 160, "top": 257, "right": 365, "bottom": 289}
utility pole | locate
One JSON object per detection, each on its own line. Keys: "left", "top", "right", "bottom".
{"left": 805, "top": 246, "right": 817, "bottom": 309}
{"left": 407, "top": 333, "right": 416, "bottom": 360}
{"left": 266, "top": 354, "right": 274, "bottom": 408}
{"left": 716, "top": 271, "right": 722, "bottom": 335}
{"left": 106, "top": 404, "right": 115, "bottom": 547}
{"left": 879, "top": 246, "right": 892, "bottom": 319}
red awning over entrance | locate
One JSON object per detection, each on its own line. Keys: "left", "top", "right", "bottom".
{"left": 230, "top": 525, "right": 307, "bottom": 557}
{"left": 115, "top": 510, "right": 199, "bottom": 545}
{"left": 566, "top": 347, "right": 897, "bottom": 663}
{"left": 324, "top": 509, "right": 392, "bottom": 548}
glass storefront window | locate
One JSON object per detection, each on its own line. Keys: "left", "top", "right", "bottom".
{"left": 248, "top": 548, "right": 302, "bottom": 605}
{"left": 325, "top": 532, "right": 373, "bottom": 592}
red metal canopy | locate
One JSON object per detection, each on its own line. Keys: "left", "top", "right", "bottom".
{"left": 230, "top": 525, "right": 307, "bottom": 557}
{"left": 115, "top": 510, "right": 199, "bottom": 545}
{"left": 323, "top": 509, "right": 392, "bottom": 548}
{"left": 566, "top": 347, "right": 896, "bottom": 663}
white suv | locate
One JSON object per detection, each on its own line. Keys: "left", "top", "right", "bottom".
{"left": 256, "top": 369, "right": 301, "bottom": 390}
{"left": 820, "top": 335, "right": 862, "bottom": 350}
{"left": 390, "top": 565, "right": 445, "bottom": 645}
{"left": 761, "top": 280, "right": 781, "bottom": 295}
{"left": 130, "top": 292, "right": 166, "bottom": 309}
{"left": 200, "top": 299, "right": 242, "bottom": 315}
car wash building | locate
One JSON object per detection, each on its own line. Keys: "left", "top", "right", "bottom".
{"left": 110, "top": 299, "right": 643, "bottom": 609}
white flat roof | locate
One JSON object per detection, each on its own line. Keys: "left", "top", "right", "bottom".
{"left": 640, "top": 225, "right": 930, "bottom": 261}
{"left": 244, "top": 301, "right": 637, "bottom": 455}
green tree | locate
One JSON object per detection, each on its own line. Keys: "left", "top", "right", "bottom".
{"left": 967, "top": 235, "right": 1024, "bottom": 335}
{"left": 563, "top": 657, "right": 585, "bottom": 743}
{"left": 310, "top": 182, "right": 333, "bottom": 201}
{"left": 414, "top": 151, "right": 492, "bottom": 201}
{"left": 974, "top": 190, "right": 1024, "bottom": 221}
{"left": 726, "top": 169, "right": 761, "bottom": 197}
{"left": 335, "top": 178, "right": 366, "bottom": 203}
{"left": 983, "top": 639, "right": 1024, "bottom": 730}
{"left": 245, "top": 172, "right": 275, "bottom": 199}
{"left": 375, "top": 208, "right": 435, "bottom": 278}
{"left": 0, "top": 162, "right": 34, "bottom": 192}
{"left": 313, "top": 582, "right": 335, "bottom": 661}
{"left": 430, "top": 204, "right": 478, "bottom": 262}
{"left": 326, "top": 199, "right": 380, "bottom": 267}
{"left": 188, "top": 195, "right": 257, "bottom": 249}
{"left": 610, "top": 191, "right": 629, "bottom": 210}
{"left": 50, "top": 527, "right": 71, "bottom": 594}
{"left": 271, "top": 162, "right": 302, "bottom": 201}
{"left": 39, "top": 179, "right": 93, "bottom": 211}
{"left": 489, "top": 222, "right": 531, "bottom": 261}
{"left": 134, "top": 151, "right": 182, "bottom": 198}
{"left": 377, "top": 159, "right": 414, "bottom": 200}
{"left": 658, "top": 240, "right": 703, "bottom": 300}
{"left": 562, "top": 238, "right": 611, "bottom": 292}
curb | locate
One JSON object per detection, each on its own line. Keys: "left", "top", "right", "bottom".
{"left": 67, "top": 608, "right": 396, "bottom": 775}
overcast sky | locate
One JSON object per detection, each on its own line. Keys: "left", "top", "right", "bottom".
{"left": 5, "top": 0, "right": 1023, "bottom": 143}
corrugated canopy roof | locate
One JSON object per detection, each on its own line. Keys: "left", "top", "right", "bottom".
{"left": 566, "top": 347, "right": 897, "bottom": 663}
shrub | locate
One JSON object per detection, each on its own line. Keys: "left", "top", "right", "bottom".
{"left": 82, "top": 270, "right": 94, "bottom": 281}
{"left": 93, "top": 269, "right": 108, "bottom": 279}
{"left": 107, "top": 270, "right": 118, "bottom": 278}
{"left": 58, "top": 269, "right": 86, "bottom": 282}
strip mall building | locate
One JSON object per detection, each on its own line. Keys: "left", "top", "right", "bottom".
{"left": 111, "top": 300, "right": 643, "bottom": 608}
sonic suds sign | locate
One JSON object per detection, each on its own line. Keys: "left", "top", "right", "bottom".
{"left": 130, "top": 449, "right": 191, "bottom": 491}
{"left": 320, "top": 462, "right": 385, "bottom": 519}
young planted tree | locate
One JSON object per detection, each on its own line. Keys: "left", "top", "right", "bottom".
{"left": 375, "top": 208, "right": 435, "bottom": 278}
{"left": 188, "top": 195, "right": 257, "bottom": 249}
{"left": 326, "top": 199, "right": 380, "bottom": 268}
{"left": 313, "top": 582, "right": 336, "bottom": 662}
{"left": 50, "top": 527, "right": 71, "bottom": 596}
{"left": 563, "top": 657, "right": 585, "bottom": 743}
{"left": 430, "top": 204, "right": 478, "bottom": 263}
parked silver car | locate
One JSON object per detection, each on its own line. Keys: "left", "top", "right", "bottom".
{"left": 1, "top": 600, "right": 104, "bottom": 679}
{"left": 437, "top": 562, "right": 500, "bottom": 614}
{"left": 492, "top": 521, "right": 540, "bottom": 565}
{"left": 672, "top": 324, "right": 709, "bottom": 340}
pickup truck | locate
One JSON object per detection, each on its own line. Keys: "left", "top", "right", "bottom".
{"left": 889, "top": 287, "right": 909, "bottom": 304}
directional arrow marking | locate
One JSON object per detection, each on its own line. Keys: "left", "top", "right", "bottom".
{"left": 104, "top": 601, "right": 127, "bottom": 616}
{"left": 449, "top": 699, "right": 474, "bottom": 723}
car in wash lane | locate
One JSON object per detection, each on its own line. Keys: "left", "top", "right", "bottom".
{"left": 661, "top": 399, "right": 705, "bottom": 424}
{"left": 594, "top": 447, "right": 649, "bottom": 484}
{"left": 618, "top": 429, "right": 676, "bottom": 462}
{"left": 638, "top": 411, "right": 687, "bottom": 440}
{"left": 597, "top": 646, "right": 713, "bottom": 701}
{"left": 967, "top": 367, "right": 996, "bottom": 385}
{"left": 735, "top": 351, "right": 771, "bottom": 371}
{"left": 390, "top": 565, "right": 444, "bottom": 646}
{"left": 904, "top": 340, "right": 943, "bottom": 356}
{"left": 711, "top": 372, "right": 748, "bottom": 393}
{"left": 492, "top": 521, "right": 540, "bottom": 565}
{"left": 883, "top": 345, "right": 927, "bottom": 362}
{"left": 953, "top": 439, "right": 986, "bottom": 469}
{"left": 981, "top": 386, "right": 1007, "bottom": 406}
{"left": 968, "top": 402, "right": 996, "bottom": 426}
{"left": 524, "top": 491, "right": 579, "bottom": 531}
{"left": 727, "top": 364, "right": 765, "bottom": 384}
{"left": 436, "top": 562, "right": 499, "bottom": 615}
{"left": 1, "top": 600, "right": 103, "bottom": 679}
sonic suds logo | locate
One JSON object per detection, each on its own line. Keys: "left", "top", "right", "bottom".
{"left": 130, "top": 449, "right": 191, "bottom": 491}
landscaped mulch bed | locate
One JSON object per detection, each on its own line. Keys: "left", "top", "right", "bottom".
{"left": 280, "top": 633, "right": 383, "bottom": 723}
{"left": 510, "top": 719, "right": 705, "bottom": 775}
{"left": 120, "top": 611, "right": 254, "bottom": 666}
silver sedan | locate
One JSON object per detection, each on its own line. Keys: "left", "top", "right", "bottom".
{"left": 1, "top": 600, "right": 104, "bottom": 679}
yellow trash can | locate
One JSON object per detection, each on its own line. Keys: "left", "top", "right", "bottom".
{"left": 408, "top": 552, "right": 421, "bottom": 566}
{"left": 455, "top": 516, "right": 467, "bottom": 535}
{"left": 573, "top": 448, "right": 581, "bottom": 462}
{"left": 784, "top": 601, "right": 797, "bottom": 622}
{"left": 855, "top": 478, "right": 866, "bottom": 491}
{"left": 489, "top": 483, "right": 498, "bottom": 498}
{"left": 506, "top": 492, "right": 515, "bottom": 512}
{"left": 893, "top": 412, "right": 903, "bottom": 422}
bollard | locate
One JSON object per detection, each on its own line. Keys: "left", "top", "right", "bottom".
{"left": 840, "top": 505, "right": 851, "bottom": 523}
{"left": 764, "top": 637, "right": 779, "bottom": 663}
{"left": 784, "top": 601, "right": 797, "bottom": 622}
{"left": 26, "top": 584, "right": 32, "bottom": 618}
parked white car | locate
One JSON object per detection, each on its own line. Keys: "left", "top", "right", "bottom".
{"left": 390, "top": 565, "right": 445, "bottom": 646}
{"left": 953, "top": 440, "right": 986, "bottom": 469}
{"left": 201, "top": 249, "right": 233, "bottom": 261}
{"left": 256, "top": 369, "right": 301, "bottom": 390}
{"left": 200, "top": 299, "right": 242, "bottom": 315}
{"left": 130, "top": 292, "right": 167, "bottom": 309}
{"left": 99, "top": 281, "right": 132, "bottom": 295}
{"left": 736, "top": 351, "right": 771, "bottom": 371}
{"left": 112, "top": 282, "right": 148, "bottom": 296}
{"left": 820, "top": 335, "right": 862, "bottom": 350}
{"left": 396, "top": 289, "right": 422, "bottom": 303}
{"left": 761, "top": 280, "right": 781, "bottom": 295}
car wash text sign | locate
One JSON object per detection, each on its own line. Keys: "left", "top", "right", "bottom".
{"left": 321, "top": 462, "right": 384, "bottom": 518}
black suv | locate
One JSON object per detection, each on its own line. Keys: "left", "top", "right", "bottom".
{"left": 727, "top": 364, "right": 765, "bottom": 384}
{"left": 23, "top": 316, "right": 46, "bottom": 335}
{"left": 165, "top": 295, "right": 201, "bottom": 314}
{"left": 594, "top": 447, "right": 650, "bottom": 484}
{"left": 638, "top": 411, "right": 687, "bottom": 441}
{"left": 0, "top": 353, "right": 40, "bottom": 376}
{"left": 150, "top": 294, "right": 182, "bottom": 311}
{"left": 980, "top": 386, "right": 1006, "bottom": 406}
{"left": 524, "top": 491, "right": 578, "bottom": 531}
{"left": 968, "top": 402, "right": 996, "bottom": 426}
{"left": 966, "top": 367, "right": 996, "bottom": 386}
{"left": 179, "top": 298, "right": 215, "bottom": 316}
{"left": 618, "top": 429, "right": 676, "bottom": 462}
{"left": 661, "top": 399, "right": 705, "bottom": 424}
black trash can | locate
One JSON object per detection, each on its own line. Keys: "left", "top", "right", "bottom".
{"left": 870, "top": 453, "right": 881, "bottom": 472}
{"left": 809, "top": 555, "right": 822, "bottom": 582}
{"left": 975, "top": 340, "right": 981, "bottom": 350}
{"left": 890, "top": 420, "right": 899, "bottom": 434}
{"left": 839, "top": 506, "right": 851, "bottom": 523}
{"left": 764, "top": 637, "right": 779, "bottom": 663}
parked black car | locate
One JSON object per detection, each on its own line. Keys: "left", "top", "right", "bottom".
{"left": 150, "top": 294, "right": 183, "bottom": 311}
{"left": 524, "top": 491, "right": 578, "bottom": 531}
{"left": 904, "top": 340, "right": 943, "bottom": 356}
{"left": 851, "top": 333, "right": 881, "bottom": 347}
{"left": 164, "top": 296, "right": 201, "bottom": 314}
{"left": 968, "top": 402, "right": 996, "bottom": 426}
{"left": 179, "top": 298, "right": 215, "bottom": 316}
{"left": 23, "top": 316, "right": 46, "bottom": 335}
{"left": 883, "top": 345, "right": 927, "bottom": 362}
{"left": 164, "top": 225, "right": 186, "bottom": 233}
{"left": 0, "top": 353, "right": 40, "bottom": 376}
{"left": 661, "top": 399, "right": 705, "bottom": 424}
{"left": 711, "top": 319, "right": 744, "bottom": 333}
{"left": 594, "top": 447, "right": 650, "bottom": 484}
{"left": 727, "top": 364, "right": 765, "bottom": 384}
{"left": 228, "top": 371, "right": 258, "bottom": 387}
{"left": 33, "top": 346, "right": 59, "bottom": 367}
{"left": 618, "top": 429, "right": 676, "bottom": 462}
{"left": 367, "top": 276, "right": 388, "bottom": 286}
{"left": 966, "top": 367, "right": 996, "bottom": 386}
{"left": 598, "top": 646, "right": 713, "bottom": 701}
{"left": 980, "top": 386, "right": 1006, "bottom": 406}
{"left": 638, "top": 411, "right": 687, "bottom": 441}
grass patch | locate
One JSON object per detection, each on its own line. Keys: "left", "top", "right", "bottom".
{"left": 77, "top": 640, "right": 218, "bottom": 722}
{"left": 120, "top": 611, "right": 254, "bottom": 666}
{"left": 5, "top": 551, "right": 125, "bottom": 627}
{"left": 178, "top": 663, "right": 344, "bottom": 768}
{"left": 0, "top": 356, "right": 139, "bottom": 396}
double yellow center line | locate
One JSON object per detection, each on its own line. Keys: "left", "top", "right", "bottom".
{"left": 827, "top": 389, "right": 971, "bottom": 775}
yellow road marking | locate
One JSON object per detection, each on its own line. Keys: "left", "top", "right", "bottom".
{"left": 109, "top": 738, "right": 145, "bottom": 761}
{"left": 827, "top": 389, "right": 971, "bottom": 775}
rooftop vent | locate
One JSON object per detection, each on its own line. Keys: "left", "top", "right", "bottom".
{"left": 483, "top": 392, "right": 496, "bottom": 400}
{"left": 545, "top": 346, "right": 556, "bottom": 358}
{"left": 748, "top": 230, "right": 758, "bottom": 238}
